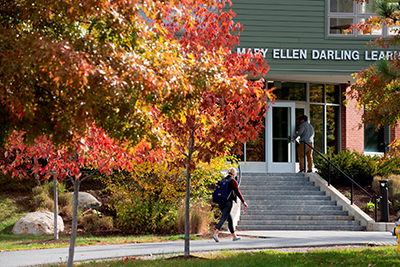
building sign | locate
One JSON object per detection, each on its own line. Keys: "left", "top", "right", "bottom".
{"left": 237, "top": 48, "right": 400, "bottom": 61}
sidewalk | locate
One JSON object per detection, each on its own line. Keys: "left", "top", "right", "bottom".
{"left": 0, "top": 231, "right": 397, "bottom": 267}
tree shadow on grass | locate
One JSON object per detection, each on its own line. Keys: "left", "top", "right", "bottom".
{"left": 162, "top": 255, "right": 209, "bottom": 261}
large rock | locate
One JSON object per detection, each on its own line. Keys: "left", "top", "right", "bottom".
{"left": 12, "top": 210, "right": 64, "bottom": 235}
{"left": 69, "top": 192, "right": 102, "bottom": 211}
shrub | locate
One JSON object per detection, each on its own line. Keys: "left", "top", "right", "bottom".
{"left": 31, "top": 180, "right": 69, "bottom": 212}
{"left": 379, "top": 155, "right": 400, "bottom": 177}
{"left": 103, "top": 155, "right": 237, "bottom": 235}
{"left": 58, "top": 192, "right": 73, "bottom": 217}
{"left": 363, "top": 201, "right": 375, "bottom": 212}
{"left": 176, "top": 200, "right": 212, "bottom": 235}
{"left": 314, "top": 149, "right": 380, "bottom": 187}
{"left": 103, "top": 160, "right": 184, "bottom": 234}
{"left": 114, "top": 195, "right": 178, "bottom": 234}
{"left": 80, "top": 211, "right": 113, "bottom": 233}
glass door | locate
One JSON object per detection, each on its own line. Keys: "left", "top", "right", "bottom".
{"left": 267, "top": 102, "right": 296, "bottom": 172}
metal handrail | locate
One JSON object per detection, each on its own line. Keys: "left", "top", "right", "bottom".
{"left": 302, "top": 141, "right": 381, "bottom": 222}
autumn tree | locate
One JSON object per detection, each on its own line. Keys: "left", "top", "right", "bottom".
{"left": 1, "top": 0, "right": 272, "bottom": 259}
{"left": 347, "top": 0, "right": 400, "bottom": 148}
{"left": 2, "top": 126, "right": 135, "bottom": 267}
{"left": 149, "top": 0, "right": 274, "bottom": 255}
{"left": 0, "top": 0, "right": 210, "bottom": 147}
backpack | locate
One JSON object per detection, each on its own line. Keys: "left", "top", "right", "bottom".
{"left": 212, "top": 177, "right": 233, "bottom": 204}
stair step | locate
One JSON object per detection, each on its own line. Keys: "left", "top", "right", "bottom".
{"left": 239, "top": 215, "right": 355, "bottom": 221}
{"left": 245, "top": 200, "right": 337, "bottom": 206}
{"left": 238, "top": 220, "right": 360, "bottom": 226}
{"left": 241, "top": 186, "right": 318, "bottom": 192}
{"left": 241, "top": 173, "right": 305, "bottom": 177}
{"left": 243, "top": 191, "right": 327, "bottom": 196}
{"left": 236, "top": 225, "right": 366, "bottom": 231}
{"left": 242, "top": 210, "right": 349, "bottom": 216}
{"left": 245, "top": 195, "right": 331, "bottom": 201}
{"left": 240, "top": 178, "right": 310, "bottom": 183}
{"left": 245, "top": 205, "right": 343, "bottom": 211}
{"left": 241, "top": 182, "right": 315, "bottom": 187}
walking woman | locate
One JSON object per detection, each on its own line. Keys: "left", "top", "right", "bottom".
{"left": 213, "top": 167, "right": 248, "bottom": 242}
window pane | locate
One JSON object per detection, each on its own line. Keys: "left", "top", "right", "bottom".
{"left": 330, "top": 18, "right": 353, "bottom": 34}
{"left": 327, "top": 106, "right": 340, "bottom": 154}
{"left": 326, "top": 85, "right": 340, "bottom": 104}
{"left": 269, "top": 81, "right": 306, "bottom": 101}
{"left": 246, "top": 118, "right": 265, "bottom": 161}
{"left": 359, "top": 1, "right": 379, "bottom": 13}
{"left": 364, "top": 122, "right": 385, "bottom": 153}
{"left": 273, "top": 107, "right": 291, "bottom": 163}
{"left": 358, "top": 18, "right": 382, "bottom": 35}
{"left": 310, "top": 84, "right": 324, "bottom": 103}
{"left": 388, "top": 25, "right": 400, "bottom": 35}
{"left": 310, "top": 105, "right": 324, "bottom": 153}
{"left": 330, "top": 0, "right": 353, "bottom": 13}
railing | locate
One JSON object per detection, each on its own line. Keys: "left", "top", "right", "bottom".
{"left": 302, "top": 141, "right": 381, "bottom": 222}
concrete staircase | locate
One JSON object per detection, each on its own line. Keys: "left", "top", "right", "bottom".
{"left": 236, "top": 173, "right": 366, "bottom": 231}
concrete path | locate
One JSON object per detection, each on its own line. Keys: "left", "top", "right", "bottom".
{"left": 0, "top": 231, "right": 397, "bottom": 267}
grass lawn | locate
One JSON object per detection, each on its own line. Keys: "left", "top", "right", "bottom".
{"left": 40, "top": 247, "right": 400, "bottom": 267}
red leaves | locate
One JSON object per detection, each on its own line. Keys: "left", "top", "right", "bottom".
{"left": 0, "top": 125, "right": 141, "bottom": 183}
{"left": 123, "top": 256, "right": 137, "bottom": 263}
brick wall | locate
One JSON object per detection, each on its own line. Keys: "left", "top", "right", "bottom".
{"left": 391, "top": 126, "right": 400, "bottom": 143}
{"left": 341, "top": 84, "right": 364, "bottom": 153}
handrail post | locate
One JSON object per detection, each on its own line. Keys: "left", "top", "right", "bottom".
{"left": 351, "top": 175, "right": 354, "bottom": 205}
{"left": 328, "top": 156, "right": 331, "bottom": 186}
{"left": 303, "top": 141, "right": 306, "bottom": 172}
{"left": 374, "top": 195, "right": 378, "bottom": 222}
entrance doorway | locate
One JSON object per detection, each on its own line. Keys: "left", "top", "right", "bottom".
{"left": 266, "top": 102, "right": 296, "bottom": 172}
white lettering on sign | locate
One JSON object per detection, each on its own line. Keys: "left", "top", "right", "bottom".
{"left": 312, "top": 50, "right": 359, "bottom": 60}
{"left": 253, "top": 48, "right": 269, "bottom": 57}
{"left": 237, "top": 47, "right": 399, "bottom": 61}
{"left": 365, "top": 50, "right": 400, "bottom": 61}
{"left": 237, "top": 47, "right": 268, "bottom": 58}
{"left": 273, "top": 49, "right": 307, "bottom": 59}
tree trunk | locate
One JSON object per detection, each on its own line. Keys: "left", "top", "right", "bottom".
{"left": 184, "top": 160, "right": 191, "bottom": 256}
{"left": 53, "top": 177, "right": 58, "bottom": 240}
{"left": 184, "top": 134, "right": 194, "bottom": 256}
{"left": 67, "top": 178, "right": 80, "bottom": 267}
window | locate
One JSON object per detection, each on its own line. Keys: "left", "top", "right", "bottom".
{"left": 364, "top": 122, "right": 389, "bottom": 153}
{"left": 267, "top": 81, "right": 306, "bottom": 101}
{"left": 328, "top": 0, "right": 386, "bottom": 36}
{"left": 326, "top": 85, "right": 340, "bottom": 104}
{"left": 245, "top": 117, "right": 265, "bottom": 162}
{"left": 310, "top": 84, "right": 324, "bottom": 103}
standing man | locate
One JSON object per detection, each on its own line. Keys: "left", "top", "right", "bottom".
{"left": 292, "top": 115, "right": 315, "bottom": 173}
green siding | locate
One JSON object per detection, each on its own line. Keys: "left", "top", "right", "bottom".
{"left": 229, "top": 0, "right": 392, "bottom": 78}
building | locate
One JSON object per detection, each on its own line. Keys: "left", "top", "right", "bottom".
{"left": 229, "top": 0, "right": 400, "bottom": 172}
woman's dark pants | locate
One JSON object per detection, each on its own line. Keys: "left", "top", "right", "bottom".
{"left": 216, "top": 201, "right": 234, "bottom": 233}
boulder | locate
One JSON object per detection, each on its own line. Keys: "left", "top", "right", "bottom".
{"left": 69, "top": 192, "right": 102, "bottom": 211}
{"left": 12, "top": 210, "right": 64, "bottom": 235}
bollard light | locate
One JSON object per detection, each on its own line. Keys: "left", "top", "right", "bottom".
{"left": 379, "top": 180, "right": 389, "bottom": 222}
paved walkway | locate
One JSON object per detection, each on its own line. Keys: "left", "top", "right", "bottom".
{"left": 0, "top": 231, "right": 397, "bottom": 267}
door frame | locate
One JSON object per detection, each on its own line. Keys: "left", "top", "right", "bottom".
{"left": 266, "top": 102, "right": 296, "bottom": 173}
